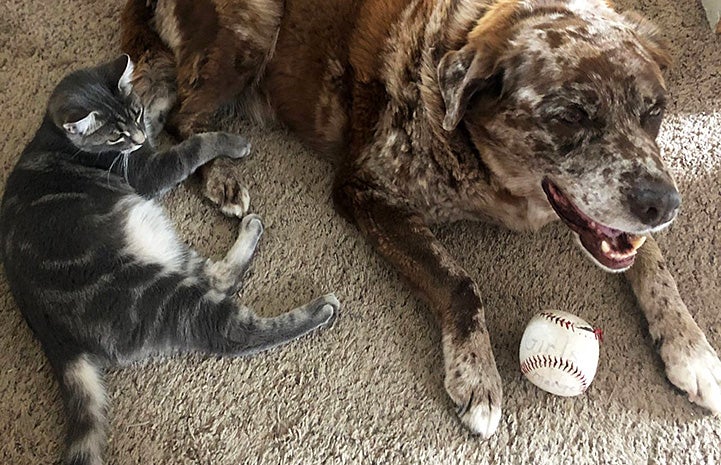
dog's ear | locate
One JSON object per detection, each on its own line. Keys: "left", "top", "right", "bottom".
{"left": 437, "top": 45, "right": 500, "bottom": 132}
{"left": 621, "top": 11, "right": 672, "bottom": 71}
{"left": 437, "top": 1, "right": 521, "bottom": 131}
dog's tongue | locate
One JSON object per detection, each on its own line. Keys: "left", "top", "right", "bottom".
{"left": 541, "top": 179, "right": 646, "bottom": 270}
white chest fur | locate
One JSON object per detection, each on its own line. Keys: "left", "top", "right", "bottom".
{"left": 483, "top": 191, "right": 558, "bottom": 233}
{"left": 518, "top": 195, "right": 558, "bottom": 231}
{"left": 121, "top": 196, "right": 185, "bottom": 272}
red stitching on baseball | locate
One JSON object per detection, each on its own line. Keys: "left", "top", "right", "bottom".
{"left": 539, "top": 311, "right": 600, "bottom": 341}
{"left": 539, "top": 311, "right": 578, "bottom": 331}
{"left": 520, "top": 354, "right": 589, "bottom": 391}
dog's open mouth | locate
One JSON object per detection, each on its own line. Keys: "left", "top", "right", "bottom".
{"left": 542, "top": 179, "right": 646, "bottom": 271}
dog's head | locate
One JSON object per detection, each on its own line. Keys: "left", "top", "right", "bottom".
{"left": 437, "top": 0, "right": 677, "bottom": 272}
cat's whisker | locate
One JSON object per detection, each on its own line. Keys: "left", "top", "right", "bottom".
{"left": 122, "top": 152, "right": 130, "bottom": 183}
{"left": 69, "top": 148, "right": 83, "bottom": 160}
{"left": 106, "top": 153, "right": 124, "bottom": 185}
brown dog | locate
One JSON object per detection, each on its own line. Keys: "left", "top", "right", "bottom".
{"left": 121, "top": 0, "right": 721, "bottom": 436}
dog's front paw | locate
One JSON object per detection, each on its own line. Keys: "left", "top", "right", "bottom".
{"left": 203, "top": 159, "right": 251, "bottom": 218}
{"left": 660, "top": 334, "right": 721, "bottom": 414}
{"left": 443, "top": 333, "right": 503, "bottom": 438}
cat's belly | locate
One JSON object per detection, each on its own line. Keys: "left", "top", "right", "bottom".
{"left": 118, "top": 196, "right": 187, "bottom": 272}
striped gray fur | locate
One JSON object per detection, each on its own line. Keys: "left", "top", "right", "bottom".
{"left": 0, "top": 55, "right": 338, "bottom": 465}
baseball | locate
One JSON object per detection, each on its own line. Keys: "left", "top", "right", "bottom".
{"left": 519, "top": 310, "right": 601, "bottom": 397}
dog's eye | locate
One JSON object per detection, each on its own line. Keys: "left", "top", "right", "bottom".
{"left": 645, "top": 104, "right": 663, "bottom": 118}
{"left": 554, "top": 106, "right": 588, "bottom": 126}
{"left": 641, "top": 102, "right": 665, "bottom": 137}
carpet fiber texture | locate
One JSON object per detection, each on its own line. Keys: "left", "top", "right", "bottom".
{"left": 1, "top": 1, "right": 719, "bottom": 464}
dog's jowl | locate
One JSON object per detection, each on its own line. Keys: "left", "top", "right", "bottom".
{"left": 122, "top": 0, "right": 721, "bottom": 437}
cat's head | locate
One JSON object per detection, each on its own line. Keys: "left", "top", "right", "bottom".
{"left": 48, "top": 55, "right": 147, "bottom": 153}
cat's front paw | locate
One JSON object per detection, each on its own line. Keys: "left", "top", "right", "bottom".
{"left": 200, "top": 132, "right": 252, "bottom": 159}
{"left": 222, "top": 134, "right": 252, "bottom": 160}
{"left": 202, "top": 158, "right": 251, "bottom": 218}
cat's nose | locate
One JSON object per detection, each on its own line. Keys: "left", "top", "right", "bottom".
{"left": 130, "top": 130, "right": 146, "bottom": 145}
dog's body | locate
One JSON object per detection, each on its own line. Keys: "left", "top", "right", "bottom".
{"left": 122, "top": 0, "right": 721, "bottom": 436}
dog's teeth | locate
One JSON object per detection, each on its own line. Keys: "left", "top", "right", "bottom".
{"left": 629, "top": 235, "right": 647, "bottom": 250}
{"left": 601, "top": 240, "right": 611, "bottom": 254}
{"left": 609, "top": 249, "right": 635, "bottom": 260}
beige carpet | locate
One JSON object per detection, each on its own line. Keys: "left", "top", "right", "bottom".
{"left": 1, "top": 1, "right": 720, "bottom": 464}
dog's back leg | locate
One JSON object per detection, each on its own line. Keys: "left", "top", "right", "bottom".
{"left": 145, "top": 0, "right": 285, "bottom": 137}
{"left": 121, "top": 0, "right": 178, "bottom": 146}
{"left": 124, "top": 0, "right": 285, "bottom": 217}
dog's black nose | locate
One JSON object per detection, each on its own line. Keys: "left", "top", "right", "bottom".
{"left": 628, "top": 179, "right": 681, "bottom": 227}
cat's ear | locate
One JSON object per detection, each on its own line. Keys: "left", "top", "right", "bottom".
{"left": 63, "top": 111, "right": 101, "bottom": 136}
{"left": 113, "top": 54, "right": 135, "bottom": 96}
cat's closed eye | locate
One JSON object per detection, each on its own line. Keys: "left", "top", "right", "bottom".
{"left": 108, "top": 134, "right": 125, "bottom": 144}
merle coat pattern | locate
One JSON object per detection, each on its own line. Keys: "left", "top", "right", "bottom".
{"left": 121, "top": 0, "right": 721, "bottom": 437}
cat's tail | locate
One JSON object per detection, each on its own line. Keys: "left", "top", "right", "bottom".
{"left": 55, "top": 355, "right": 108, "bottom": 465}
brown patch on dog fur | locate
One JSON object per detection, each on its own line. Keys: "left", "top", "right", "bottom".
{"left": 621, "top": 10, "right": 673, "bottom": 70}
{"left": 263, "top": 0, "right": 362, "bottom": 153}
{"left": 349, "top": 0, "right": 412, "bottom": 83}
{"left": 131, "top": 0, "right": 285, "bottom": 136}
{"left": 121, "top": 0, "right": 168, "bottom": 61}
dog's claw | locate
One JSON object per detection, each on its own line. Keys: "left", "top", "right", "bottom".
{"left": 660, "top": 335, "right": 721, "bottom": 414}
{"left": 451, "top": 387, "right": 502, "bottom": 439}
{"left": 463, "top": 393, "right": 502, "bottom": 439}
{"left": 443, "top": 334, "right": 503, "bottom": 438}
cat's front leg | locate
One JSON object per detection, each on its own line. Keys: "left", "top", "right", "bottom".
{"left": 127, "top": 132, "right": 251, "bottom": 197}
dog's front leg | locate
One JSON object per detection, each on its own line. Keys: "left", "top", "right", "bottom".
{"left": 625, "top": 235, "right": 721, "bottom": 413}
{"left": 335, "top": 180, "right": 502, "bottom": 437}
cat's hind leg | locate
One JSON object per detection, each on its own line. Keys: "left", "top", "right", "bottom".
{"left": 193, "top": 211, "right": 338, "bottom": 354}
{"left": 205, "top": 213, "right": 263, "bottom": 293}
{"left": 150, "top": 283, "right": 338, "bottom": 358}
{"left": 228, "top": 294, "right": 338, "bottom": 356}
{"left": 201, "top": 294, "right": 339, "bottom": 357}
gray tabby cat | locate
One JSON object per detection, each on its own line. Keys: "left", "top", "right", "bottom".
{"left": 0, "top": 55, "right": 338, "bottom": 465}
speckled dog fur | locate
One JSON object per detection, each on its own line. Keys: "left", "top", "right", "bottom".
{"left": 121, "top": 0, "right": 721, "bottom": 436}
